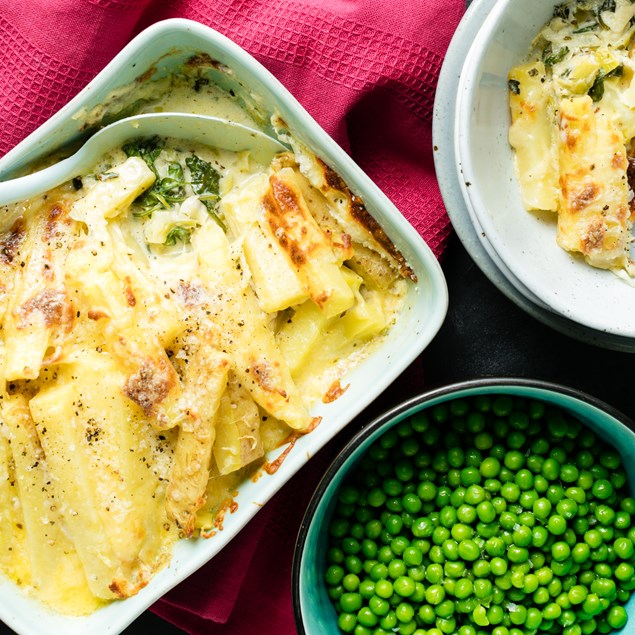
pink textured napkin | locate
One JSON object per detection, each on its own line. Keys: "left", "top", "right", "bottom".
{"left": 0, "top": 1, "right": 464, "bottom": 632}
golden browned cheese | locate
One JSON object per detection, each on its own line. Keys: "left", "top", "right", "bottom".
{"left": 557, "top": 96, "right": 631, "bottom": 270}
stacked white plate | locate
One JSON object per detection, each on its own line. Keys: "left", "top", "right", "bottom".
{"left": 434, "top": 0, "right": 635, "bottom": 352}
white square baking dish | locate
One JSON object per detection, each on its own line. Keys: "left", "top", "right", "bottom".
{"left": 0, "top": 18, "right": 447, "bottom": 635}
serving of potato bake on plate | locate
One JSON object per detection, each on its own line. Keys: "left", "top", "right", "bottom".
{"left": 439, "top": 0, "right": 635, "bottom": 346}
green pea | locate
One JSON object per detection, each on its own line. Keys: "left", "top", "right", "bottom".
{"left": 356, "top": 606, "right": 378, "bottom": 627}
{"left": 614, "top": 536, "right": 634, "bottom": 559}
{"left": 474, "top": 431, "right": 493, "bottom": 450}
{"left": 425, "top": 583, "right": 445, "bottom": 605}
{"left": 485, "top": 536, "right": 506, "bottom": 557}
{"left": 577, "top": 470, "right": 594, "bottom": 490}
{"left": 428, "top": 545, "right": 445, "bottom": 564}
{"left": 535, "top": 566, "right": 553, "bottom": 586}
{"left": 473, "top": 605, "right": 489, "bottom": 626}
{"left": 614, "top": 510, "right": 631, "bottom": 530}
{"left": 532, "top": 525, "right": 549, "bottom": 548}
{"left": 444, "top": 560, "right": 465, "bottom": 579}
{"left": 560, "top": 464, "right": 580, "bottom": 483}
{"left": 501, "top": 482, "right": 521, "bottom": 503}
{"left": 426, "top": 563, "right": 443, "bottom": 584}
{"left": 451, "top": 523, "right": 473, "bottom": 542}
{"left": 547, "top": 514, "right": 567, "bottom": 536}
{"left": 460, "top": 466, "right": 481, "bottom": 487}
{"left": 513, "top": 525, "right": 533, "bottom": 548}
{"left": 582, "top": 593, "right": 602, "bottom": 616}
{"left": 592, "top": 479, "right": 614, "bottom": 500}
{"left": 541, "top": 457, "right": 560, "bottom": 480}
{"left": 396, "top": 602, "right": 416, "bottom": 624}
{"left": 492, "top": 496, "right": 507, "bottom": 514}
{"left": 375, "top": 579, "right": 393, "bottom": 599}
{"left": 594, "top": 505, "right": 616, "bottom": 526}
{"left": 472, "top": 558, "right": 491, "bottom": 578}
{"left": 509, "top": 603, "right": 527, "bottom": 625}
{"left": 401, "top": 493, "right": 422, "bottom": 515}
{"left": 606, "top": 605, "right": 628, "bottom": 629}
{"left": 480, "top": 457, "right": 501, "bottom": 478}
{"left": 387, "top": 559, "right": 406, "bottom": 579}
{"left": 532, "top": 497, "right": 552, "bottom": 519}
{"left": 393, "top": 576, "right": 415, "bottom": 598}
{"left": 556, "top": 498, "right": 578, "bottom": 520}
{"left": 341, "top": 592, "right": 364, "bottom": 613}
{"left": 436, "top": 599, "right": 455, "bottom": 619}
{"left": 457, "top": 504, "right": 477, "bottom": 524}
{"left": 514, "top": 469, "right": 534, "bottom": 491}
{"left": 615, "top": 562, "right": 634, "bottom": 581}
{"left": 507, "top": 545, "right": 529, "bottom": 563}
{"left": 476, "top": 521, "right": 499, "bottom": 539}
{"left": 338, "top": 612, "right": 357, "bottom": 633}
{"left": 551, "top": 559, "right": 573, "bottom": 576}
{"left": 399, "top": 543, "right": 420, "bottom": 565}
{"left": 591, "top": 577, "right": 616, "bottom": 598}
{"left": 499, "top": 511, "right": 517, "bottom": 531}
{"left": 432, "top": 526, "right": 450, "bottom": 546}
{"left": 417, "top": 604, "right": 435, "bottom": 625}
{"left": 411, "top": 516, "right": 434, "bottom": 538}
{"left": 325, "top": 564, "right": 345, "bottom": 585}
{"left": 464, "top": 485, "right": 486, "bottom": 506}
{"left": 571, "top": 543, "right": 591, "bottom": 563}
{"left": 551, "top": 541, "right": 571, "bottom": 562}
{"left": 458, "top": 539, "right": 480, "bottom": 561}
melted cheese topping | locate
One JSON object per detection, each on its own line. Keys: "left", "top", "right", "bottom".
{"left": 0, "top": 72, "right": 409, "bottom": 614}
{"left": 509, "top": 0, "right": 635, "bottom": 274}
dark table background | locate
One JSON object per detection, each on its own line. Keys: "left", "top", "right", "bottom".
{"left": 1, "top": 234, "right": 632, "bottom": 635}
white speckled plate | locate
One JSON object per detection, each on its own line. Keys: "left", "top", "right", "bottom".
{"left": 434, "top": 0, "right": 635, "bottom": 352}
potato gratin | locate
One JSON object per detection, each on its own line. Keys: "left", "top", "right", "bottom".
{"left": 0, "top": 74, "right": 411, "bottom": 614}
{"left": 508, "top": 0, "right": 635, "bottom": 274}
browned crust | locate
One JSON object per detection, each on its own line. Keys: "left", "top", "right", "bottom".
{"left": 0, "top": 217, "right": 25, "bottom": 265}
{"left": 263, "top": 186, "right": 309, "bottom": 267}
{"left": 248, "top": 360, "right": 288, "bottom": 398}
{"left": 185, "top": 53, "right": 222, "bottom": 70}
{"left": 123, "top": 277, "right": 136, "bottom": 307}
{"left": 322, "top": 379, "right": 350, "bottom": 404}
{"left": 17, "top": 289, "right": 74, "bottom": 330}
{"left": 317, "top": 159, "right": 416, "bottom": 281}
{"left": 43, "top": 203, "right": 70, "bottom": 242}
{"left": 123, "top": 357, "right": 176, "bottom": 416}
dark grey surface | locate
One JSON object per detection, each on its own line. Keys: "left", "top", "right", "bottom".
{"left": 0, "top": 234, "right": 632, "bottom": 635}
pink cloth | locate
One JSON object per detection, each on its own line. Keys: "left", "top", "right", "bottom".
{"left": 0, "top": 1, "right": 464, "bottom": 632}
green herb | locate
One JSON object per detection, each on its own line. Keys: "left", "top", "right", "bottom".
{"left": 164, "top": 226, "right": 193, "bottom": 246}
{"left": 572, "top": 22, "right": 598, "bottom": 34}
{"left": 552, "top": 3, "right": 570, "bottom": 20}
{"left": 122, "top": 136, "right": 164, "bottom": 175}
{"left": 598, "top": 0, "right": 617, "bottom": 28}
{"left": 185, "top": 155, "right": 225, "bottom": 229}
{"left": 185, "top": 155, "right": 220, "bottom": 210}
{"left": 133, "top": 161, "right": 188, "bottom": 218}
{"left": 599, "top": 0, "right": 616, "bottom": 13}
{"left": 508, "top": 79, "right": 521, "bottom": 95}
{"left": 588, "top": 64, "right": 623, "bottom": 102}
{"left": 544, "top": 46, "right": 569, "bottom": 67}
